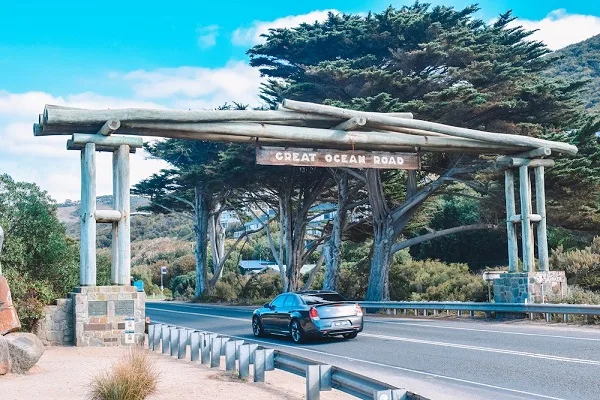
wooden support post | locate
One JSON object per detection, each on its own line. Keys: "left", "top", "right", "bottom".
{"left": 80, "top": 143, "right": 97, "bottom": 285}
{"left": 505, "top": 170, "right": 518, "bottom": 272}
{"left": 116, "top": 145, "right": 131, "bottom": 285}
{"left": 519, "top": 166, "right": 534, "bottom": 272}
{"left": 535, "top": 166, "right": 549, "bottom": 272}
{"left": 111, "top": 151, "right": 120, "bottom": 284}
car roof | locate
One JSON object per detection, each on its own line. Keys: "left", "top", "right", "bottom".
{"left": 294, "top": 290, "right": 339, "bottom": 295}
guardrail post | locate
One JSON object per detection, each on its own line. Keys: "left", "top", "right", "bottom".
{"left": 563, "top": 314, "right": 568, "bottom": 323}
{"left": 306, "top": 365, "right": 320, "bottom": 400}
{"left": 178, "top": 329, "right": 187, "bottom": 359}
{"left": 211, "top": 337, "right": 222, "bottom": 368}
{"left": 219, "top": 337, "right": 230, "bottom": 356}
{"left": 254, "top": 349, "right": 266, "bottom": 382}
{"left": 457, "top": 310, "right": 462, "bottom": 317}
{"left": 190, "top": 331, "right": 200, "bottom": 362}
{"left": 546, "top": 313, "right": 551, "bottom": 322}
{"left": 161, "top": 325, "right": 170, "bottom": 354}
{"left": 320, "top": 365, "right": 332, "bottom": 391}
{"left": 200, "top": 333, "right": 211, "bottom": 364}
{"left": 239, "top": 344, "right": 250, "bottom": 379}
{"left": 265, "top": 349, "right": 275, "bottom": 371}
{"left": 469, "top": 311, "right": 475, "bottom": 318}
{"left": 225, "top": 341, "right": 236, "bottom": 371}
{"left": 248, "top": 344, "right": 259, "bottom": 364}
{"left": 153, "top": 324, "right": 161, "bottom": 351}
{"left": 147, "top": 324, "right": 155, "bottom": 351}
{"left": 170, "top": 327, "right": 179, "bottom": 357}
{"left": 393, "top": 309, "right": 397, "bottom": 316}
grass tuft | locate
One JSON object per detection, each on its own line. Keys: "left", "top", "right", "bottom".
{"left": 88, "top": 346, "right": 159, "bottom": 400}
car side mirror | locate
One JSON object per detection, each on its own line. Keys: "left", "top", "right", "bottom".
{"left": 263, "top": 303, "right": 271, "bottom": 309}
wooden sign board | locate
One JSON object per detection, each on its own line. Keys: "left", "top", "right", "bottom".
{"left": 256, "top": 147, "right": 419, "bottom": 170}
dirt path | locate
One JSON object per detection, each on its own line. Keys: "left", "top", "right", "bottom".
{"left": 0, "top": 346, "right": 352, "bottom": 400}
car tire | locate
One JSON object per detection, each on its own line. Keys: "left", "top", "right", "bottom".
{"left": 252, "top": 316, "right": 265, "bottom": 337}
{"left": 290, "top": 319, "right": 305, "bottom": 344}
{"left": 343, "top": 332, "right": 358, "bottom": 339}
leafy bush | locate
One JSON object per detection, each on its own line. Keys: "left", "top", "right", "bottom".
{"left": 89, "top": 346, "right": 159, "bottom": 400}
{"left": 3, "top": 268, "right": 55, "bottom": 331}
{"left": 550, "top": 237, "right": 600, "bottom": 291}
{"left": 170, "top": 272, "right": 196, "bottom": 300}
{"left": 239, "top": 272, "right": 282, "bottom": 301}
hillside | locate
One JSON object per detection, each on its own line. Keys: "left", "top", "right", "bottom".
{"left": 57, "top": 195, "right": 194, "bottom": 246}
{"left": 547, "top": 34, "right": 600, "bottom": 112}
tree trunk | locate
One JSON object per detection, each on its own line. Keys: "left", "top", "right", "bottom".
{"left": 323, "top": 173, "right": 349, "bottom": 291}
{"left": 207, "top": 207, "right": 225, "bottom": 279}
{"left": 365, "top": 169, "right": 395, "bottom": 301}
{"left": 194, "top": 186, "right": 210, "bottom": 297}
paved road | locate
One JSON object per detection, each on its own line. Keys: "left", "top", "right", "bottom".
{"left": 146, "top": 301, "right": 600, "bottom": 400}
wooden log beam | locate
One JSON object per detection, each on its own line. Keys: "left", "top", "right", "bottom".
{"left": 519, "top": 166, "right": 535, "bottom": 273}
{"left": 495, "top": 157, "right": 555, "bottom": 168}
{"left": 535, "top": 166, "right": 549, "bottom": 272}
{"left": 111, "top": 150, "right": 120, "bottom": 285}
{"left": 119, "top": 122, "right": 528, "bottom": 154}
{"left": 97, "top": 119, "right": 121, "bottom": 136}
{"left": 331, "top": 117, "right": 366, "bottom": 131}
{"left": 282, "top": 99, "right": 578, "bottom": 156}
{"left": 42, "top": 105, "right": 341, "bottom": 125}
{"left": 509, "top": 214, "right": 542, "bottom": 223}
{"left": 67, "top": 140, "right": 137, "bottom": 153}
{"left": 115, "top": 145, "right": 131, "bottom": 285}
{"left": 505, "top": 170, "right": 518, "bottom": 273}
{"left": 71, "top": 133, "right": 143, "bottom": 148}
{"left": 94, "top": 209, "right": 122, "bottom": 223}
{"left": 80, "top": 143, "right": 97, "bottom": 286}
{"left": 514, "top": 147, "right": 551, "bottom": 159}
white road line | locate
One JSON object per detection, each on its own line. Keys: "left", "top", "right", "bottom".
{"left": 361, "top": 333, "right": 600, "bottom": 366}
{"left": 367, "top": 319, "right": 600, "bottom": 342}
{"left": 147, "top": 306, "right": 600, "bottom": 366}
{"left": 149, "top": 317, "right": 566, "bottom": 400}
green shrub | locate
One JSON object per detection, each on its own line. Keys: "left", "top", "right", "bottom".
{"left": 170, "top": 272, "right": 196, "bottom": 300}
{"left": 550, "top": 237, "right": 600, "bottom": 291}
{"left": 3, "top": 268, "right": 55, "bottom": 331}
{"left": 89, "top": 346, "right": 159, "bottom": 400}
{"left": 239, "top": 272, "right": 282, "bottom": 301}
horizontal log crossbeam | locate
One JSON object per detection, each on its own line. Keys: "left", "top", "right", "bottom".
{"left": 94, "top": 210, "right": 122, "bottom": 223}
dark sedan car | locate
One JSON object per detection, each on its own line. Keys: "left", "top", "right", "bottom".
{"left": 251, "top": 290, "right": 363, "bottom": 343}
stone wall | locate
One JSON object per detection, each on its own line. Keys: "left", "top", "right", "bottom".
{"left": 493, "top": 271, "right": 567, "bottom": 303}
{"left": 71, "top": 286, "right": 145, "bottom": 347}
{"left": 34, "top": 298, "right": 73, "bottom": 345}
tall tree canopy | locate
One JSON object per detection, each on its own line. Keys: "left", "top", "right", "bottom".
{"left": 248, "top": 3, "right": 587, "bottom": 300}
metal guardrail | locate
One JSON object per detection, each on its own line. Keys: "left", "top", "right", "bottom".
{"left": 147, "top": 323, "right": 425, "bottom": 400}
{"left": 358, "top": 301, "right": 600, "bottom": 322}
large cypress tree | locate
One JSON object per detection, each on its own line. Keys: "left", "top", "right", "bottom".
{"left": 248, "top": 3, "right": 586, "bottom": 300}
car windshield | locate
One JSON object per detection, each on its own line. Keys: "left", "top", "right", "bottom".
{"left": 301, "top": 293, "right": 347, "bottom": 305}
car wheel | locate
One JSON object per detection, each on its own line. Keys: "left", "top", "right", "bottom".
{"left": 252, "top": 316, "right": 265, "bottom": 337}
{"left": 290, "top": 319, "right": 305, "bottom": 344}
{"left": 343, "top": 332, "right": 358, "bottom": 339}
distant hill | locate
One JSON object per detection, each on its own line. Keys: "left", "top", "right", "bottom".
{"left": 546, "top": 34, "right": 600, "bottom": 112}
{"left": 57, "top": 195, "right": 194, "bottom": 246}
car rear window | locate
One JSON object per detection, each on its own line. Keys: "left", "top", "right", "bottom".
{"left": 301, "top": 293, "right": 347, "bottom": 305}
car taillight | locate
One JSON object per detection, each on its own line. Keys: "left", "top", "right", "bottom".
{"left": 309, "top": 307, "right": 320, "bottom": 320}
{"left": 355, "top": 304, "right": 363, "bottom": 317}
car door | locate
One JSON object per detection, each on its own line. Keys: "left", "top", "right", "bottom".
{"left": 275, "top": 294, "right": 299, "bottom": 332}
{"left": 262, "top": 294, "right": 287, "bottom": 332}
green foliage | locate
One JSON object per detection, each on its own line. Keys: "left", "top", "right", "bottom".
{"left": 550, "top": 237, "right": 600, "bottom": 291}
{"left": 170, "top": 271, "right": 196, "bottom": 300}
{"left": 239, "top": 272, "right": 282, "bottom": 301}
{"left": 0, "top": 174, "right": 80, "bottom": 330}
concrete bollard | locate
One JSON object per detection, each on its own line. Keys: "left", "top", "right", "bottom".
{"left": 375, "top": 389, "right": 408, "bottom": 400}
{"left": 239, "top": 344, "right": 251, "bottom": 379}
{"left": 225, "top": 341, "right": 236, "bottom": 371}
{"left": 190, "top": 331, "right": 200, "bottom": 362}
{"left": 170, "top": 327, "right": 179, "bottom": 357}
{"left": 177, "top": 329, "right": 187, "bottom": 359}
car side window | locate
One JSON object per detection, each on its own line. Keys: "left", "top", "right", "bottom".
{"left": 284, "top": 295, "right": 298, "bottom": 307}
{"left": 271, "top": 294, "right": 287, "bottom": 308}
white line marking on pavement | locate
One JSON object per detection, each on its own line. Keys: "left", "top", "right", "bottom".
{"left": 149, "top": 317, "right": 566, "bottom": 400}
{"left": 361, "top": 333, "right": 600, "bottom": 366}
{"left": 367, "top": 319, "right": 600, "bottom": 342}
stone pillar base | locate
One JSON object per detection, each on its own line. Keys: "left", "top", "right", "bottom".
{"left": 493, "top": 271, "right": 567, "bottom": 303}
{"left": 69, "top": 286, "right": 145, "bottom": 347}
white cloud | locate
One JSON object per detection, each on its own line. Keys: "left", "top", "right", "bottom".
{"left": 232, "top": 9, "right": 339, "bottom": 46}
{"left": 122, "top": 61, "right": 263, "bottom": 106}
{"left": 512, "top": 9, "right": 600, "bottom": 50}
{"left": 197, "top": 25, "right": 219, "bottom": 49}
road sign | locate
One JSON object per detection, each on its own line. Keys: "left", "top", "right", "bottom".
{"left": 161, "top": 266, "right": 167, "bottom": 274}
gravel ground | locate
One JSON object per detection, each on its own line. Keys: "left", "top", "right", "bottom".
{"left": 0, "top": 346, "right": 352, "bottom": 400}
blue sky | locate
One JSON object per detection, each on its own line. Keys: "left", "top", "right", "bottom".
{"left": 1, "top": 0, "right": 599, "bottom": 201}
